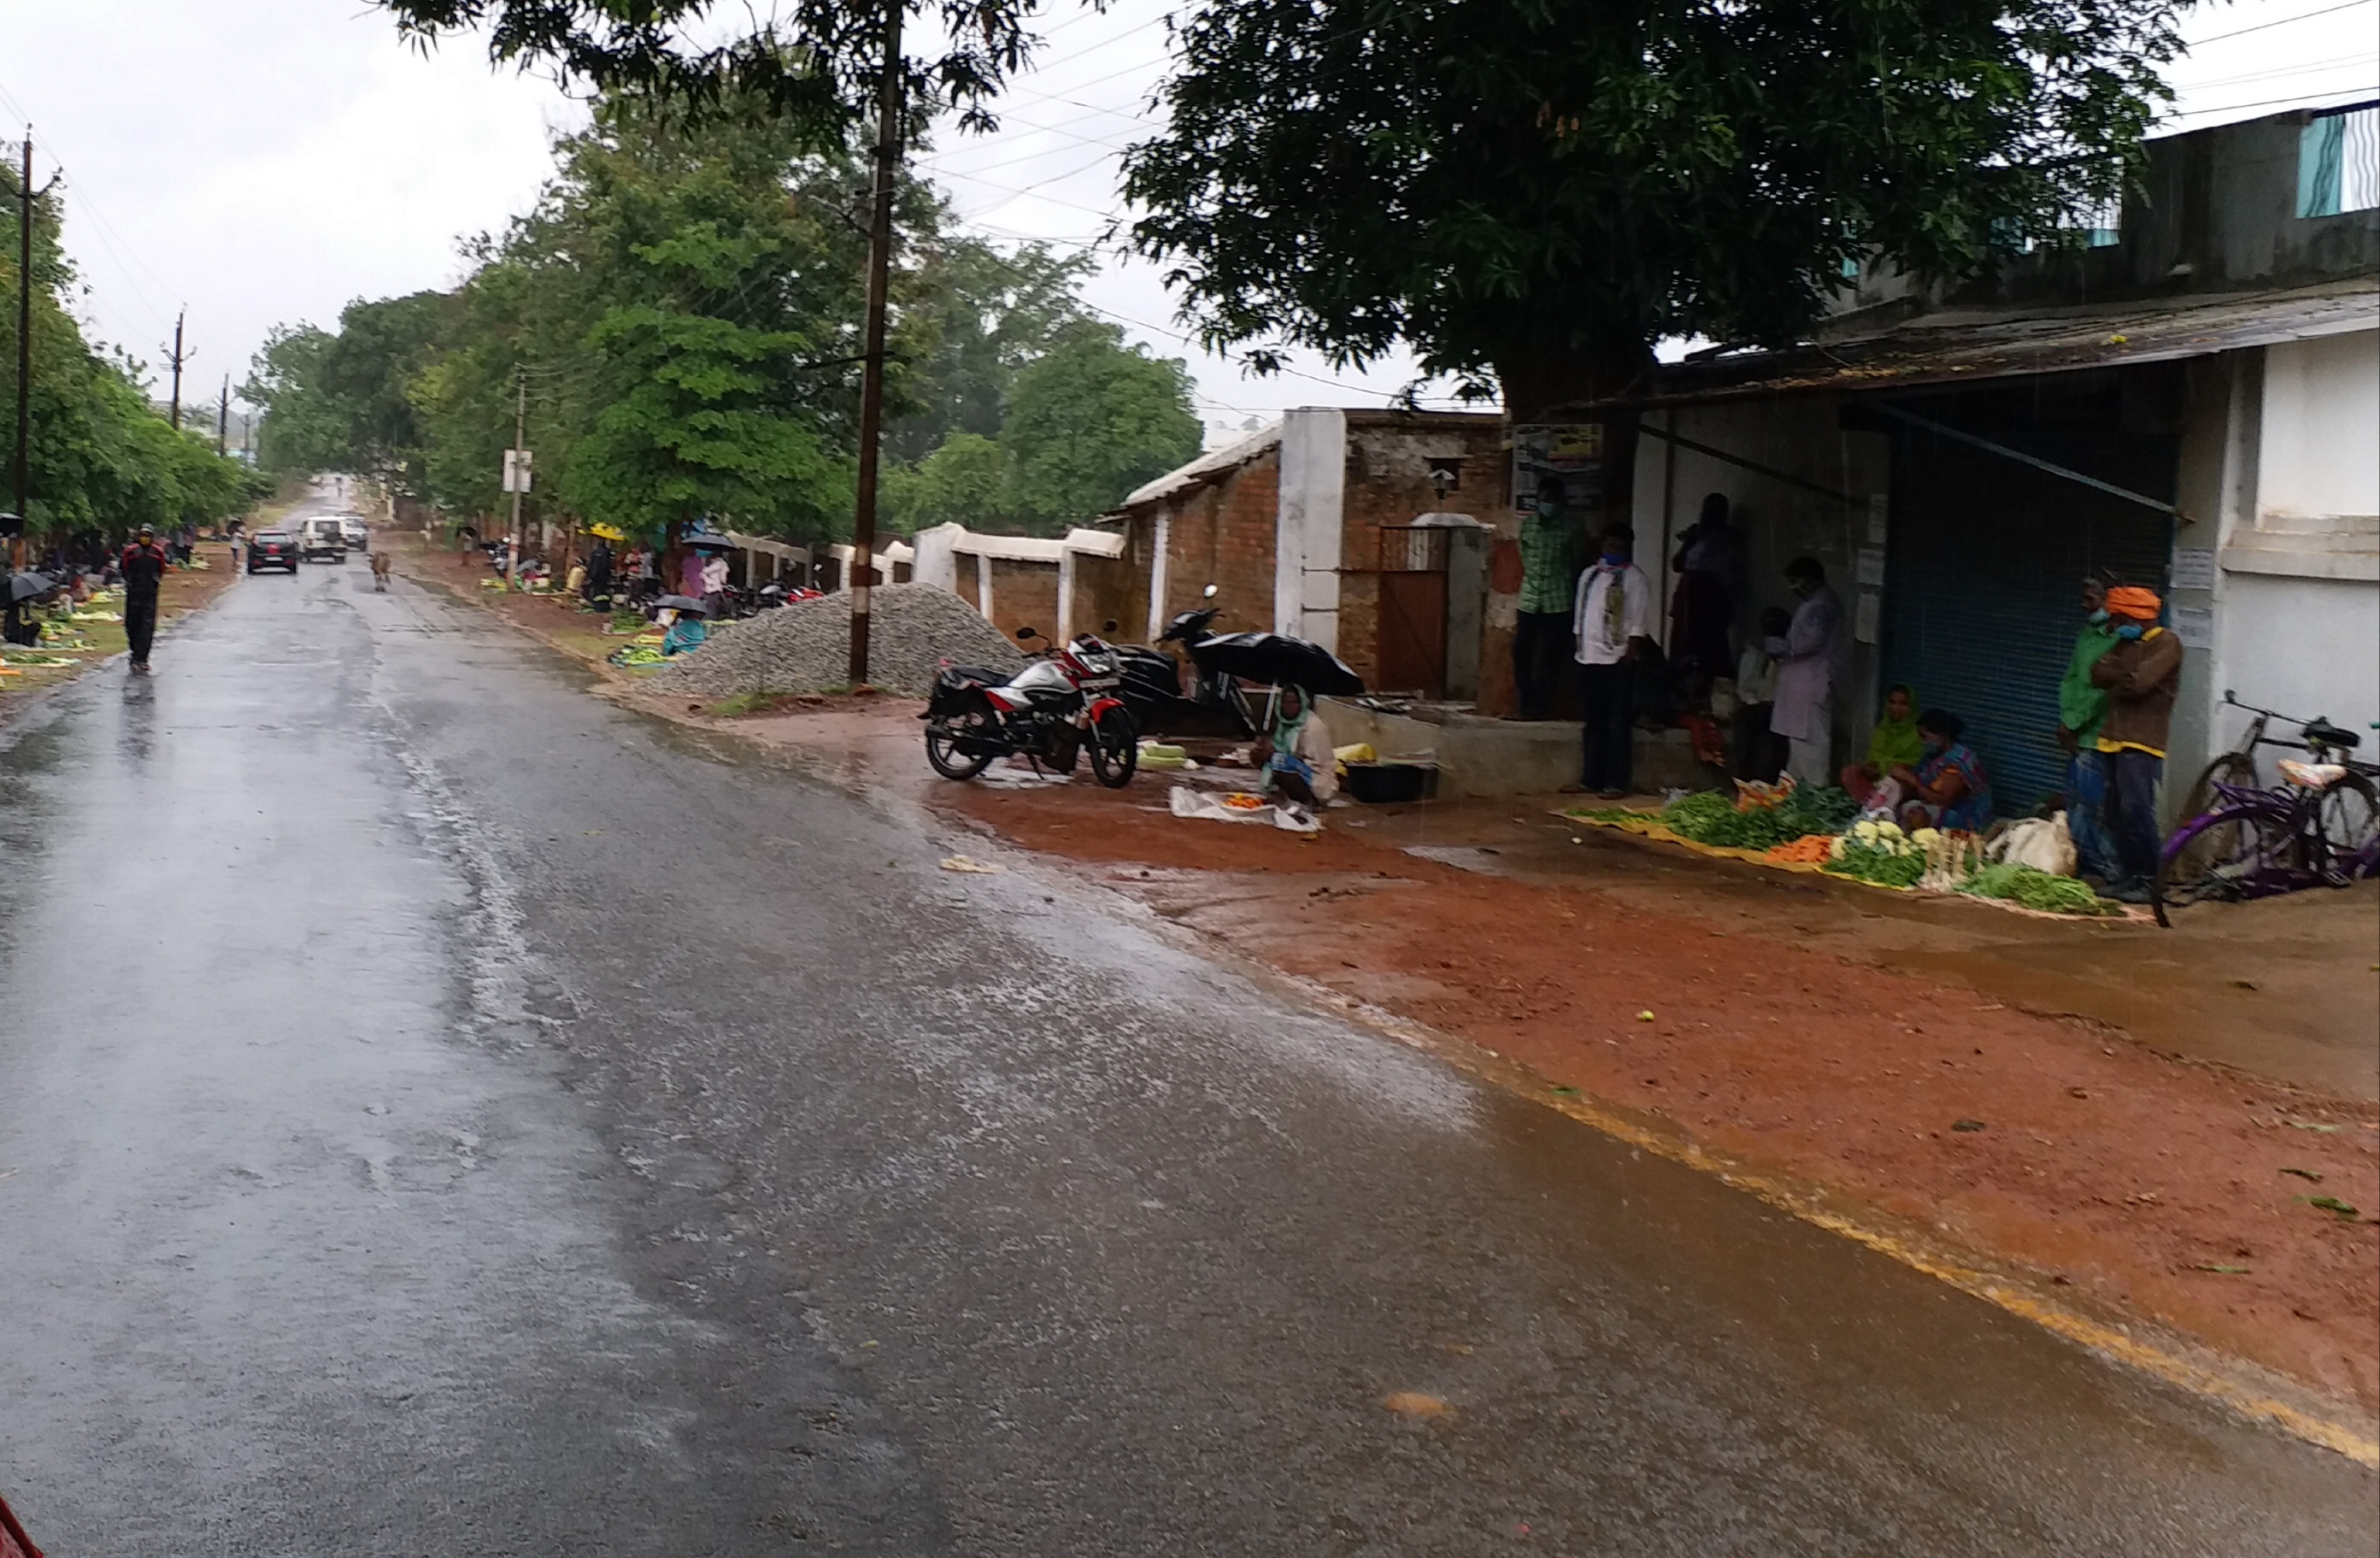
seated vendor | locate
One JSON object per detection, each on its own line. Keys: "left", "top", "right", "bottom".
{"left": 1841, "top": 683, "right": 1921, "bottom": 803}
{"left": 1887, "top": 708, "right": 1995, "bottom": 833}
{"left": 1261, "top": 685, "right": 1337, "bottom": 807}
{"left": 658, "top": 608, "right": 708, "bottom": 656}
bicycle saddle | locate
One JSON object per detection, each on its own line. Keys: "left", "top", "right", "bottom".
{"left": 2278, "top": 759, "right": 2350, "bottom": 790}
{"left": 2302, "top": 718, "right": 2362, "bottom": 750}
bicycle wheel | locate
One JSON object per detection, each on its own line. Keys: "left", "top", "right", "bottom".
{"left": 2153, "top": 803, "right": 2289, "bottom": 927}
{"left": 2177, "top": 750, "right": 2258, "bottom": 820}
{"left": 2160, "top": 752, "right": 2260, "bottom": 893}
{"left": 2314, "top": 772, "right": 2380, "bottom": 879}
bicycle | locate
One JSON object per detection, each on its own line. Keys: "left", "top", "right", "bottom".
{"left": 2152, "top": 691, "right": 2379, "bottom": 927}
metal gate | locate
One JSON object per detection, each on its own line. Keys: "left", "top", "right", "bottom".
{"left": 1373, "top": 526, "right": 1449, "bottom": 697}
{"left": 1882, "top": 425, "right": 2176, "bottom": 812}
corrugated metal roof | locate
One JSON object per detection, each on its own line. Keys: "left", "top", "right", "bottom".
{"left": 1630, "top": 279, "right": 2377, "bottom": 406}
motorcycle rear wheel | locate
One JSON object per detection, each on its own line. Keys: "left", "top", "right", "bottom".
{"left": 926, "top": 726, "right": 995, "bottom": 780}
{"left": 1086, "top": 705, "right": 1139, "bottom": 789}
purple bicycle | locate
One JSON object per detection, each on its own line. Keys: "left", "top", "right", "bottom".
{"left": 2153, "top": 692, "right": 2379, "bottom": 928}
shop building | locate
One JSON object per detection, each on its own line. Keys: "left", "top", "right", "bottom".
{"left": 1597, "top": 102, "right": 2377, "bottom": 816}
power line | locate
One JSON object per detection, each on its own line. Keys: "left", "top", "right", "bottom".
{"left": 2186, "top": 0, "right": 2376, "bottom": 45}
{"left": 2166, "top": 85, "right": 2380, "bottom": 118}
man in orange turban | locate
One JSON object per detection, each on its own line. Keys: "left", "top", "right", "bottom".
{"left": 2089, "top": 584, "right": 2184, "bottom": 901}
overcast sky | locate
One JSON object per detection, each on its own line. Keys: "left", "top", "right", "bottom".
{"left": 1, "top": 0, "right": 2371, "bottom": 446}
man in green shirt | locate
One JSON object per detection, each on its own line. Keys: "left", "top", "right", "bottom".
{"left": 1513, "top": 474, "right": 1582, "bottom": 720}
{"left": 2054, "top": 575, "right": 2120, "bottom": 879}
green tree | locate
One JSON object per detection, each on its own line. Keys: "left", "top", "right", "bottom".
{"left": 241, "top": 325, "right": 351, "bottom": 477}
{"left": 4, "top": 151, "right": 262, "bottom": 540}
{"left": 998, "top": 325, "right": 1201, "bottom": 534}
{"left": 1122, "top": 0, "right": 2180, "bottom": 428}
{"left": 889, "top": 430, "right": 1014, "bottom": 533}
{"left": 887, "top": 238, "right": 1093, "bottom": 462}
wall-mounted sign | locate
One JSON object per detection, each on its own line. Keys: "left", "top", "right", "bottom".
{"left": 1511, "top": 425, "right": 1605, "bottom": 517}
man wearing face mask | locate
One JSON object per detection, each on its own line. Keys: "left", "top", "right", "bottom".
{"left": 1567, "top": 524, "right": 1659, "bottom": 797}
{"left": 2054, "top": 574, "right": 2122, "bottom": 879}
{"left": 1511, "top": 475, "right": 1582, "bottom": 720}
{"left": 2089, "top": 584, "right": 2184, "bottom": 902}
{"left": 1768, "top": 556, "right": 1848, "bottom": 789}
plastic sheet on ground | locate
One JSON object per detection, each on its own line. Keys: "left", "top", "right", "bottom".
{"left": 1170, "top": 785, "right": 1319, "bottom": 834}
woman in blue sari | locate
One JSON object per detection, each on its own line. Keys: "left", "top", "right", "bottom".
{"left": 1886, "top": 708, "right": 1995, "bottom": 832}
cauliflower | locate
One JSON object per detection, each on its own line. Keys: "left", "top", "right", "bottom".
{"left": 1911, "top": 827, "right": 1941, "bottom": 848}
{"left": 1854, "top": 820, "right": 1879, "bottom": 842}
{"left": 1876, "top": 821, "right": 1905, "bottom": 840}
{"left": 1830, "top": 835, "right": 1849, "bottom": 859}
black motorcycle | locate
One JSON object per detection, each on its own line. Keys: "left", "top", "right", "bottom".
{"left": 922, "top": 628, "right": 1139, "bottom": 787}
{"left": 1107, "top": 589, "right": 1365, "bottom": 740}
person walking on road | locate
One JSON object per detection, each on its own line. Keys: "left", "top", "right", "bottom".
{"left": 1569, "top": 523, "right": 1659, "bottom": 797}
{"left": 2089, "top": 584, "right": 2184, "bottom": 902}
{"left": 120, "top": 524, "right": 170, "bottom": 672}
{"left": 1770, "top": 556, "right": 1848, "bottom": 790}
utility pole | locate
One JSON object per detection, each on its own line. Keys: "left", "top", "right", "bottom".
{"left": 164, "top": 309, "right": 191, "bottom": 432}
{"left": 11, "top": 130, "right": 57, "bottom": 568}
{"left": 215, "top": 374, "right": 229, "bottom": 454}
{"left": 847, "top": 0, "right": 903, "bottom": 685}
{"left": 508, "top": 369, "right": 526, "bottom": 580}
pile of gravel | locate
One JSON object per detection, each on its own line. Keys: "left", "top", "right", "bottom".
{"left": 643, "top": 583, "right": 1025, "bottom": 697}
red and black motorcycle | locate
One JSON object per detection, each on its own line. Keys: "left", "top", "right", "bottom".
{"left": 922, "top": 628, "right": 1139, "bottom": 787}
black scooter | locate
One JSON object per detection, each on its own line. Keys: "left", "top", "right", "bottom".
{"left": 1105, "top": 592, "right": 1258, "bottom": 741}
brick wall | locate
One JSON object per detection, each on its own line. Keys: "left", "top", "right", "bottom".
{"left": 984, "top": 557, "right": 1061, "bottom": 646}
{"left": 1160, "top": 450, "right": 1281, "bottom": 638}
{"left": 1070, "top": 553, "right": 1138, "bottom": 639}
{"left": 1340, "top": 417, "right": 1512, "bottom": 697}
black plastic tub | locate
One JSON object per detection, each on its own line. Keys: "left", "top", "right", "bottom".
{"left": 1342, "top": 761, "right": 1434, "bottom": 804}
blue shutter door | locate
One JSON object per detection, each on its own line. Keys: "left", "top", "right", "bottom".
{"left": 1881, "top": 426, "right": 2176, "bottom": 814}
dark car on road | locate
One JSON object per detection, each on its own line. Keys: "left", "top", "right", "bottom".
{"left": 246, "top": 531, "right": 299, "bottom": 573}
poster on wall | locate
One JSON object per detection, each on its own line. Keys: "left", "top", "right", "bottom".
{"left": 2169, "top": 547, "right": 2217, "bottom": 592}
{"left": 1511, "top": 425, "right": 1604, "bottom": 518}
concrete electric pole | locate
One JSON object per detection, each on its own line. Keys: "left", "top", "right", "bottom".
{"left": 847, "top": 0, "right": 903, "bottom": 685}
{"left": 505, "top": 369, "right": 527, "bottom": 580}
{"left": 163, "top": 309, "right": 191, "bottom": 432}
{"left": 216, "top": 374, "right": 229, "bottom": 454}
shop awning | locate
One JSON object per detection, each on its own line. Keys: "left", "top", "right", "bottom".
{"left": 1626, "top": 279, "right": 2377, "bottom": 408}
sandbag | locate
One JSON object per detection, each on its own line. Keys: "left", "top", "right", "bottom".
{"left": 1986, "top": 812, "right": 2077, "bottom": 877}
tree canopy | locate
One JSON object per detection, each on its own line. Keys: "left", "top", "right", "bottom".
{"left": 376, "top": 0, "right": 1044, "bottom": 138}
{"left": 1122, "top": 0, "right": 2183, "bottom": 417}
{"left": 245, "top": 95, "right": 1202, "bottom": 546}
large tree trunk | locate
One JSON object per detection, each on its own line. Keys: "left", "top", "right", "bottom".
{"left": 1495, "top": 331, "right": 1656, "bottom": 537}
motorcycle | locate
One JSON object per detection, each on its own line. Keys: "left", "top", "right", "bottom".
{"left": 922, "top": 627, "right": 1140, "bottom": 787}
{"left": 1107, "top": 586, "right": 1366, "bottom": 740}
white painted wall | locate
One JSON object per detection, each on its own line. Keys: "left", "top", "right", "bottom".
{"left": 2207, "top": 332, "right": 2380, "bottom": 762}
{"left": 909, "top": 522, "right": 961, "bottom": 591}
{"left": 2212, "top": 571, "right": 2380, "bottom": 744}
{"left": 2258, "top": 332, "right": 2380, "bottom": 524}
{"left": 1275, "top": 409, "right": 1348, "bottom": 649}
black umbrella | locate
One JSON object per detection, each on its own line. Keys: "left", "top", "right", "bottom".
{"left": 1190, "top": 631, "right": 1366, "bottom": 697}
{"left": 654, "top": 593, "right": 711, "bottom": 617}
{"left": 9, "top": 571, "right": 56, "bottom": 603}
{"left": 683, "top": 532, "right": 736, "bottom": 551}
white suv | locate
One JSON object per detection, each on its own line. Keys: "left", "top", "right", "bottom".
{"left": 297, "top": 517, "right": 347, "bottom": 563}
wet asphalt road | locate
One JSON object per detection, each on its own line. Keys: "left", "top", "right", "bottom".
{"left": 1, "top": 521, "right": 2372, "bottom": 1555}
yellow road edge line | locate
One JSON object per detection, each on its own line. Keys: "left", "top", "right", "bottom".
{"left": 1527, "top": 1081, "right": 2380, "bottom": 1467}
